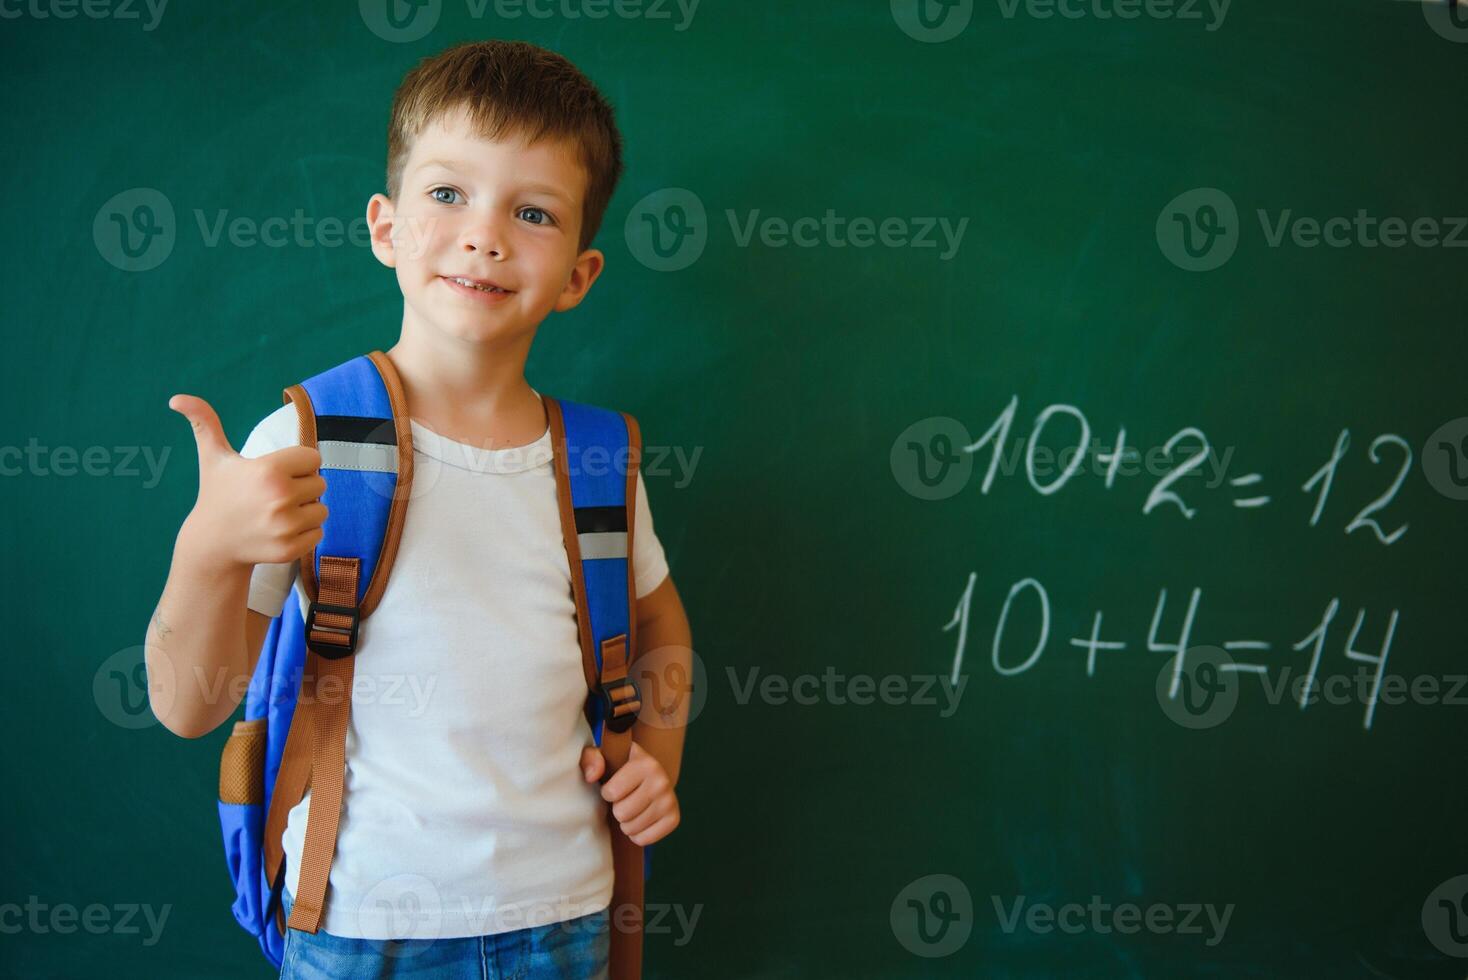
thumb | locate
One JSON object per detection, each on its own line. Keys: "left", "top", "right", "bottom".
{"left": 581, "top": 745, "right": 606, "bottom": 782}
{"left": 169, "top": 394, "right": 235, "bottom": 461}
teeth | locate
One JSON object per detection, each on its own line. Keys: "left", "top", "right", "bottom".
{"left": 447, "top": 276, "right": 505, "bottom": 293}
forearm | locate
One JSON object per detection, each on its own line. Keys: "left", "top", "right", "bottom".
{"left": 146, "top": 515, "right": 256, "bottom": 739}
{"left": 630, "top": 607, "right": 693, "bottom": 786}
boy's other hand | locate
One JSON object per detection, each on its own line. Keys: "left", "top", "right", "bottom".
{"left": 581, "top": 743, "right": 681, "bottom": 846}
{"left": 169, "top": 394, "right": 328, "bottom": 568}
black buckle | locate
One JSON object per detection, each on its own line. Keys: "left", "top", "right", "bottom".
{"left": 599, "top": 675, "right": 641, "bottom": 734}
{"left": 305, "top": 600, "right": 360, "bottom": 659}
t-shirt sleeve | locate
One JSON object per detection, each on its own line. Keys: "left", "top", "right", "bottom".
{"left": 633, "top": 470, "right": 670, "bottom": 599}
{"left": 239, "top": 402, "right": 302, "bottom": 619}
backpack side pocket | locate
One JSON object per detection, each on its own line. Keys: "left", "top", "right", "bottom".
{"left": 219, "top": 717, "right": 267, "bottom": 805}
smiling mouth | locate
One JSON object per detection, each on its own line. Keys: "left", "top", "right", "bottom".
{"left": 442, "top": 275, "right": 512, "bottom": 294}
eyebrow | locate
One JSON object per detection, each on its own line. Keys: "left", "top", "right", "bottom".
{"left": 414, "top": 159, "right": 575, "bottom": 204}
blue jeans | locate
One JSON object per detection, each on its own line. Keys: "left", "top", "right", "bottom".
{"left": 279, "top": 889, "right": 610, "bottom": 979}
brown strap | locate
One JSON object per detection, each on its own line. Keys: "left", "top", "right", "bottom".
{"left": 282, "top": 383, "right": 321, "bottom": 602}
{"left": 265, "top": 378, "right": 324, "bottom": 936}
{"left": 360, "top": 350, "right": 415, "bottom": 618}
{"left": 599, "top": 633, "right": 645, "bottom": 979}
{"left": 263, "top": 683, "right": 313, "bottom": 932}
{"left": 544, "top": 398, "right": 647, "bottom": 978}
{"left": 543, "top": 396, "right": 600, "bottom": 695}
{"left": 606, "top": 410, "right": 645, "bottom": 980}
{"left": 284, "top": 556, "right": 361, "bottom": 934}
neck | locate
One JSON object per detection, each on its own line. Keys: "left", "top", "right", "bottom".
{"left": 385, "top": 323, "right": 545, "bottom": 448}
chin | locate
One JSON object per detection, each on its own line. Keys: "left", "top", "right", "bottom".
{"left": 439, "top": 314, "right": 530, "bottom": 346}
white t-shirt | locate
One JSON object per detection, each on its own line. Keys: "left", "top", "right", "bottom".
{"left": 239, "top": 391, "right": 669, "bottom": 940}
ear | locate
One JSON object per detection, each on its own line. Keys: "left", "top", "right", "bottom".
{"left": 366, "top": 193, "right": 398, "bottom": 269}
{"left": 553, "top": 248, "right": 606, "bottom": 313}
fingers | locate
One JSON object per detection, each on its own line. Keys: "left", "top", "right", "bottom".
{"left": 282, "top": 525, "right": 324, "bottom": 562}
{"left": 294, "top": 502, "right": 328, "bottom": 529}
{"left": 607, "top": 780, "right": 656, "bottom": 823}
{"left": 599, "top": 741, "right": 651, "bottom": 800}
{"left": 617, "top": 792, "right": 674, "bottom": 837}
{"left": 600, "top": 762, "right": 637, "bottom": 802}
{"left": 627, "top": 812, "right": 680, "bottom": 847}
{"left": 287, "top": 475, "right": 328, "bottom": 506}
{"left": 168, "top": 394, "right": 234, "bottom": 461}
{"left": 266, "top": 445, "right": 324, "bottom": 477}
{"left": 581, "top": 746, "right": 606, "bottom": 782}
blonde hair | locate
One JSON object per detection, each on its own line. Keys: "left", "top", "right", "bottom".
{"left": 386, "top": 40, "right": 624, "bottom": 252}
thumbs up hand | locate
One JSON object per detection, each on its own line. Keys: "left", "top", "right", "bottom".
{"left": 169, "top": 394, "right": 328, "bottom": 568}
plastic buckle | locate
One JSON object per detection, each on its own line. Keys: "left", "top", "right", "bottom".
{"left": 304, "top": 600, "right": 360, "bottom": 659}
{"left": 599, "top": 675, "right": 642, "bottom": 734}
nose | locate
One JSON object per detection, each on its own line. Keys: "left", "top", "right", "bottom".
{"left": 459, "top": 209, "right": 508, "bottom": 260}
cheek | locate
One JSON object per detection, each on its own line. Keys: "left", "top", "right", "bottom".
{"left": 394, "top": 210, "right": 453, "bottom": 269}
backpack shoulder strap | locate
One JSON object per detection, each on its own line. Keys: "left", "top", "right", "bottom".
{"left": 543, "top": 394, "right": 646, "bottom": 980}
{"left": 284, "top": 349, "right": 414, "bottom": 631}
{"left": 263, "top": 349, "right": 413, "bottom": 937}
{"left": 543, "top": 395, "right": 642, "bottom": 734}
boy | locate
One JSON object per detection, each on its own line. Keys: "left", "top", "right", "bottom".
{"left": 146, "top": 40, "right": 692, "bottom": 979}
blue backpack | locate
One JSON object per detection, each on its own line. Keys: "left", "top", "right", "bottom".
{"left": 216, "top": 351, "right": 649, "bottom": 977}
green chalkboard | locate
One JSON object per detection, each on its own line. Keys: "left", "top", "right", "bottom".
{"left": 5, "top": 1, "right": 1467, "bottom": 977}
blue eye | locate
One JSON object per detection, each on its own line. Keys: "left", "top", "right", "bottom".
{"left": 519, "top": 206, "right": 554, "bottom": 226}
{"left": 430, "top": 186, "right": 461, "bottom": 205}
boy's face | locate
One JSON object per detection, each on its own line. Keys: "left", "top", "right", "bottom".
{"left": 367, "top": 105, "right": 604, "bottom": 348}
